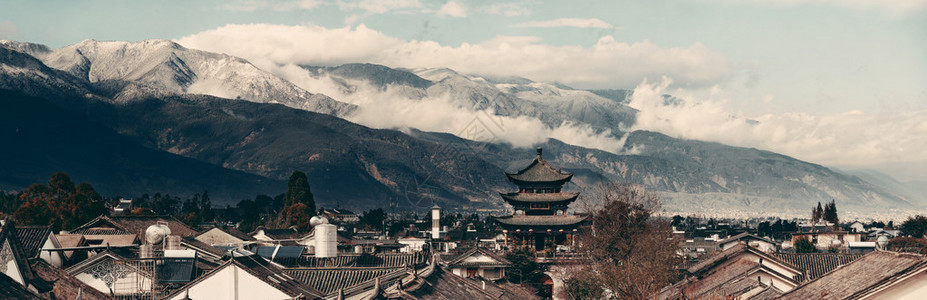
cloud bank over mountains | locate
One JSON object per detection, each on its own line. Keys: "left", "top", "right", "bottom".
{"left": 628, "top": 78, "right": 927, "bottom": 172}
{"left": 177, "top": 23, "right": 927, "bottom": 180}
{"left": 176, "top": 23, "right": 728, "bottom": 90}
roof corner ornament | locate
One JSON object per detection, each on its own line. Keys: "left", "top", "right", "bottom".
{"left": 537, "top": 147, "right": 543, "bottom": 157}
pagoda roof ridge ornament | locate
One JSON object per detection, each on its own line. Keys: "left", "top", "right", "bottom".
{"left": 505, "top": 147, "right": 573, "bottom": 184}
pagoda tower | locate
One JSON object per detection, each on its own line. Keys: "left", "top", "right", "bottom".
{"left": 495, "top": 147, "right": 587, "bottom": 251}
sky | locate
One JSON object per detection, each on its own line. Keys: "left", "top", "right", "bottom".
{"left": 2, "top": 0, "right": 926, "bottom": 181}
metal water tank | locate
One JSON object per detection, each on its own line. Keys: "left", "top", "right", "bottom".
{"left": 145, "top": 224, "right": 172, "bottom": 245}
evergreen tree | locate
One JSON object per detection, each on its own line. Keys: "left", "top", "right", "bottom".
{"left": 901, "top": 215, "right": 927, "bottom": 238}
{"left": 823, "top": 200, "right": 838, "bottom": 225}
{"left": 794, "top": 237, "right": 817, "bottom": 253}
{"left": 275, "top": 171, "right": 316, "bottom": 230}
{"left": 199, "top": 190, "right": 214, "bottom": 222}
{"left": 812, "top": 202, "right": 823, "bottom": 223}
{"left": 284, "top": 171, "right": 315, "bottom": 213}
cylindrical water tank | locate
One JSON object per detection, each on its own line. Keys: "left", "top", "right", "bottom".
{"left": 165, "top": 235, "right": 182, "bottom": 251}
{"left": 139, "top": 244, "right": 153, "bottom": 259}
{"left": 310, "top": 216, "right": 329, "bottom": 227}
{"left": 145, "top": 224, "right": 172, "bottom": 245}
{"left": 315, "top": 223, "right": 338, "bottom": 258}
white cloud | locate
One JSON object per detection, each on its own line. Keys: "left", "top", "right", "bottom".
{"left": 515, "top": 18, "right": 617, "bottom": 29}
{"left": 337, "top": 0, "right": 422, "bottom": 14}
{"left": 268, "top": 64, "right": 628, "bottom": 153}
{"left": 717, "top": 0, "right": 927, "bottom": 18}
{"left": 478, "top": 3, "right": 531, "bottom": 16}
{"left": 437, "top": 1, "right": 468, "bottom": 18}
{"left": 0, "top": 22, "right": 17, "bottom": 39}
{"left": 176, "top": 24, "right": 729, "bottom": 89}
{"left": 627, "top": 77, "right": 927, "bottom": 169}
{"left": 222, "top": 0, "right": 321, "bottom": 12}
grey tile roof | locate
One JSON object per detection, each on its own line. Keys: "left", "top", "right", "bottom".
{"left": 260, "top": 228, "right": 307, "bottom": 240}
{"left": 494, "top": 215, "right": 587, "bottom": 227}
{"left": 14, "top": 225, "right": 51, "bottom": 259}
{"left": 401, "top": 267, "right": 539, "bottom": 300}
{"left": 717, "top": 232, "right": 776, "bottom": 247}
{"left": 0, "top": 271, "right": 43, "bottom": 300}
{"left": 30, "top": 260, "right": 114, "bottom": 300}
{"left": 163, "top": 255, "right": 323, "bottom": 299}
{"left": 504, "top": 148, "right": 573, "bottom": 184}
{"left": 749, "top": 285, "right": 784, "bottom": 300}
{"left": 70, "top": 215, "right": 197, "bottom": 241}
{"left": 783, "top": 251, "right": 927, "bottom": 299}
{"left": 285, "top": 267, "right": 399, "bottom": 294}
{"left": 499, "top": 192, "right": 580, "bottom": 203}
{"left": 297, "top": 252, "right": 429, "bottom": 268}
{"left": 772, "top": 252, "right": 865, "bottom": 282}
{"left": 443, "top": 247, "right": 511, "bottom": 268}
{"left": 69, "top": 227, "right": 131, "bottom": 235}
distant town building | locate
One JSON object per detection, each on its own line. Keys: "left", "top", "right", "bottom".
{"left": 319, "top": 208, "right": 360, "bottom": 224}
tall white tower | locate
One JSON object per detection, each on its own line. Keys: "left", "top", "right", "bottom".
{"left": 431, "top": 204, "right": 441, "bottom": 239}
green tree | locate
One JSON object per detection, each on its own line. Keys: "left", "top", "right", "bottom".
{"left": 505, "top": 248, "right": 545, "bottom": 285}
{"left": 886, "top": 237, "right": 927, "bottom": 254}
{"left": 901, "top": 215, "right": 927, "bottom": 238}
{"left": 236, "top": 199, "right": 262, "bottom": 232}
{"left": 823, "top": 200, "right": 838, "bottom": 225}
{"left": 13, "top": 172, "right": 105, "bottom": 231}
{"left": 757, "top": 221, "right": 772, "bottom": 237}
{"left": 812, "top": 202, "right": 823, "bottom": 223}
{"left": 794, "top": 237, "right": 817, "bottom": 253}
{"left": 281, "top": 203, "right": 314, "bottom": 232}
{"left": 360, "top": 208, "right": 386, "bottom": 231}
{"left": 284, "top": 171, "right": 315, "bottom": 213}
{"left": 274, "top": 171, "right": 317, "bottom": 231}
{"left": 199, "top": 190, "right": 215, "bottom": 223}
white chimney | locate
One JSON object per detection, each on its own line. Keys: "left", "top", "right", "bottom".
{"left": 314, "top": 217, "right": 337, "bottom": 258}
{"left": 432, "top": 205, "right": 441, "bottom": 239}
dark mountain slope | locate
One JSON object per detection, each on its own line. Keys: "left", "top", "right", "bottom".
{"left": 0, "top": 89, "right": 282, "bottom": 201}
{"left": 101, "top": 94, "right": 510, "bottom": 211}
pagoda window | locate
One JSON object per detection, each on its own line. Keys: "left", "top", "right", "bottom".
{"left": 530, "top": 202, "right": 549, "bottom": 210}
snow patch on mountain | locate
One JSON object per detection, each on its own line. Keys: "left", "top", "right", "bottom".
{"left": 17, "top": 39, "right": 354, "bottom": 115}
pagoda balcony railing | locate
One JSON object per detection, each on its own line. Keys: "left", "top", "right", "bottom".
{"left": 534, "top": 250, "right": 590, "bottom": 263}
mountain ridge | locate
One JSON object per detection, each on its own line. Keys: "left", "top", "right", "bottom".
{"left": 0, "top": 38, "right": 917, "bottom": 215}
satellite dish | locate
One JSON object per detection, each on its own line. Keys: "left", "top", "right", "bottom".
{"left": 145, "top": 224, "right": 172, "bottom": 244}
{"left": 310, "top": 216, "right": 329, "bottom": 227}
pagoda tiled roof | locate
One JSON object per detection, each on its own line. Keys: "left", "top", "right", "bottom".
{"left": 505, "top": 148, "right": 573, "bottom": 184}
{"left": 499, "top": 192, "right": 580, "bottom": 203}
{"left": 494, "top": 215, "right": 587, "bottom": 227}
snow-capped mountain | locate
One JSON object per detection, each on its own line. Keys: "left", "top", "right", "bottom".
{"left": 291, "top": 63, "right": 635, "bottom": 133}
{"left": 0, "top": 39, "right": 918, "bottom": 215}
{"left": 1, "top": 39, "right": 353, "bottom": 115}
